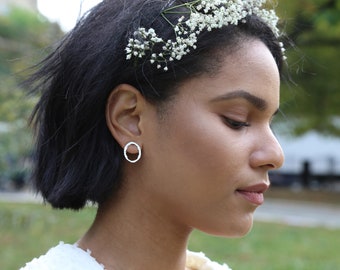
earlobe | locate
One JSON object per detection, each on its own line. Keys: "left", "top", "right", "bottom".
{"left": 106, "top": 84, "right": 144, "bottom": 148}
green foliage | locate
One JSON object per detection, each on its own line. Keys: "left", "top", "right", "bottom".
{"left": 0, "top": 123, "right": 33, "bottom": 184}
{"left": 277, "top": 0, "right": 340, "bottom": 136}
{"left": 0, "top": 77, "right": 37, "bottom": 122}
{"left": 0, "top": 76, "right": 36, "bottom": 182}
{"left": 0, "top": 6, "right": 63, "bottom": 183}
{"left": 0, "top": 6, "right": 62, "bottom": 76}
{"left": 1, "top": 202, "right": 339, "bottom": 270}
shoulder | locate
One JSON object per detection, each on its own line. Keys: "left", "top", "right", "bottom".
{"left": 186, "top": 251, "right": 232, "bottom": 270}
{"left": 20, "top": 242, "right": 104, "bottom": 270}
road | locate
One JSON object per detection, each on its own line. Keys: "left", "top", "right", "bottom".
{"left": 1, "top": 191, "right": 340, "bottom": 229}
{"left": 255, "top": 198, "right": 340, "bottom": 229}
{"left": 0, "top": 190, "right": 43, "bottom": 203}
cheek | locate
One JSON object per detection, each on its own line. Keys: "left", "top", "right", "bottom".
{"left": 152, "top": 109, "right": 250, "bottom": 205}
{"left": 171, "top": 113, "right": 248, "bottom": 174}
{"left": 142, "top": 103, "right": 257, "bottom": 236}
{"left": 156, "top": 117, "right": 255, "bottom": 235}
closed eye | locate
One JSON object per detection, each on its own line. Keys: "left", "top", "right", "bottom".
{"left": 222, "top": 117, "right": 250, "bottom": 130}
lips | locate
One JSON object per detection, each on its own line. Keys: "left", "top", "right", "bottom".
{"left": 236, "top": 183, "right": 269, "bottom": 205}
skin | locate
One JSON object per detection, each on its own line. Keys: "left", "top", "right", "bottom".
{"left": 78, "top": 39, "right": 284, "bottom": 270}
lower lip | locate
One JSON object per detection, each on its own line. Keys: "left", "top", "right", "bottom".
{"left": 237, "top": 191, "right": 264, "bottom": 205}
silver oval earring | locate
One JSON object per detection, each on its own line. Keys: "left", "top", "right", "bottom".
{"left": 124, "top": 142, "right": 142, "bottom": 163}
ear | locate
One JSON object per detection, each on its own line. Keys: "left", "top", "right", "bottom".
{"left": 106, "top": 84, "right": 146, "bottom": 152}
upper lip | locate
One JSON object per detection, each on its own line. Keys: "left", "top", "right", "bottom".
{"left": 236, "top": 183, "right": 270, "bottom": 193}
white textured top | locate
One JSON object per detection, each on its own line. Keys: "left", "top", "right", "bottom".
{"left": 21, "top": 242, "right": 232, "bottom": 270}
{"left": 20, "top": 242, "right": 104, "bottom": 270}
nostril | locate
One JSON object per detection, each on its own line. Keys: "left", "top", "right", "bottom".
{"left": 266, "top": 163, "right": 276, "bottom": 170}
{"left": 272, "top": 151, "right": 284, "bottom": 170}
{"left": 250, "top": 136, "right": 285, "bottom": 170}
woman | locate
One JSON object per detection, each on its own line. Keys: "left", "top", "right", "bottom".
{"left": 22, "top": 0, "right": 285, "bottom": 269}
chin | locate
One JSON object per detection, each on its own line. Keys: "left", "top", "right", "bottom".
{"left": 230, "top": 223, "right": 254, "bottom": 238}
{"left": 201, "top": 218, "right": 254, "bottom": 238}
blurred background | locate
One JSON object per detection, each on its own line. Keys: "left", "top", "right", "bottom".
{"left": 0, "top": 1, "right": 339, "bottom": 269}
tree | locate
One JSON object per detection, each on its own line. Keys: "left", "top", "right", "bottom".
{"left": 0, "top": 6, "right": 63, "bottom": 187}
{"left": 276, "top": 0, "right": 340, "bottom": 136}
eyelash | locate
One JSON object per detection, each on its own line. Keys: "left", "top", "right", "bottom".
{"left": 222, "top": 117, "right": 250, "bottom": 130}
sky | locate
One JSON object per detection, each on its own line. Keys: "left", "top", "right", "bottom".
{"left": 37, "top": 0, "right": 101, "bottom": 31}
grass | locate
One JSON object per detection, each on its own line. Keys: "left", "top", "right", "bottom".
{"left": 190, "top": 226, "right": 339, "bottom": 270}
{"left": 1, "top": 201, "right": 339, "bottom": 270}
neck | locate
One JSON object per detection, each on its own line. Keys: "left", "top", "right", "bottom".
{"left": 78, "top": 184, "right": 193, "bottom": 270}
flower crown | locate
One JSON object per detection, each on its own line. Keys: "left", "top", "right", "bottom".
{"left": 125, "top": 0, "right": 285, "bottom": 71}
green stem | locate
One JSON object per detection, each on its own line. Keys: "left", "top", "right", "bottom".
{"left": 161, "top": 12, "right": 175, "bottom": 27}
{"left": 163, "top": 0, "right": 201, "bottom": 13}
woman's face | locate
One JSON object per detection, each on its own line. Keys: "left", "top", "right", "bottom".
{"left": 140, "top": 39, "right": 284, "bottom": 237}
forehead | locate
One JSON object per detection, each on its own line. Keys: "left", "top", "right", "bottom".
{"left": 177, "top": 39, "right": 280, "bottom": 108}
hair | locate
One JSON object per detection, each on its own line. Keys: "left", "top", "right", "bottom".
{"left": 27, "top": 0, "right": 285, "bottom": 210}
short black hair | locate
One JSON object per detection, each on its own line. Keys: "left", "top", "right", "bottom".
{"left": 27, "top": 0, "right": 285, "bottom": 209}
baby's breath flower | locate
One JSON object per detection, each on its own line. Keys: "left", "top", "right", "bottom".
{"left": 126, "top": 0, "right": 285, "bottom": 70}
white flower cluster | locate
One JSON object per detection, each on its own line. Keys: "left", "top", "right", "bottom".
{"left": 125, "top": 0, "right": 284, "bottom": 71}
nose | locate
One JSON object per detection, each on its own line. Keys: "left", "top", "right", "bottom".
{"left": 250, "top": 129, "right": 284, "bottom": 170}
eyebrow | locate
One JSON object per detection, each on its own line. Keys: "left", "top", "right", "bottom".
{"left": 210, "top": 90, "right": 268, "bottom": 111}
